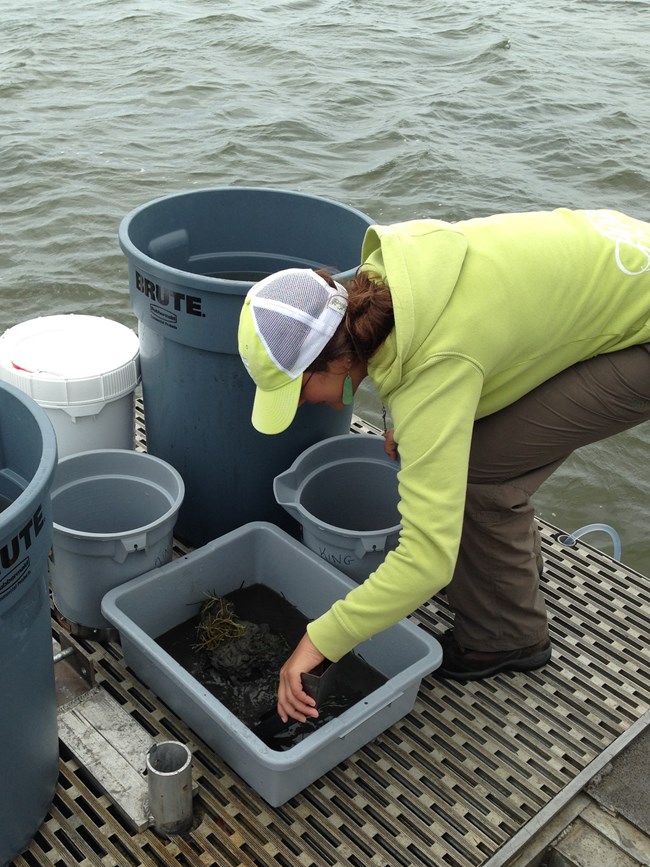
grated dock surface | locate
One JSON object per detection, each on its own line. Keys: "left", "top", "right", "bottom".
{"left": 13, "top": 414, "right": 650, "bottom": 867}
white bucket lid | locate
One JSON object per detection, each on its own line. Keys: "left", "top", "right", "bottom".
{"left": 0, "top": 315, "right": 141, "bottom": 407}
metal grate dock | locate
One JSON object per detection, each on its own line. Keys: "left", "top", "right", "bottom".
{"left": 14, "top": 413, "right": 650, "bottom": 867}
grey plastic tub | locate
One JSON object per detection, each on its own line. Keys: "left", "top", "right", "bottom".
{"left": 274, "top": 433, "right": 401, "bottom": 582}
{"left": 0, "top": 381, "right": 58, "bottom": 865}
{"left": 101, "top": 521, "right": 441, "bottom": 807}
{"left": 119, "top": 187, "right": 374, "bottom": 547}
{"left": 50, "top": 449, "right": 184, "bottom": 631}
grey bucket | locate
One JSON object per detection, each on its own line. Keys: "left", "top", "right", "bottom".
{"left": 50, "top": 449, "right": 184, "bottom": 631}
{"left": 273, "top": 434, "right": 401, "bottom": 583}
{"left": 0, "top": 381, "right": 58, "bottom": 865}
{"left": 119, "top": 187, "right": 374, "bottom": 548}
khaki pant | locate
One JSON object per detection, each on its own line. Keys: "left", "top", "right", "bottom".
{"left": 447, "top": 344, "right": 650, "bottom": 651}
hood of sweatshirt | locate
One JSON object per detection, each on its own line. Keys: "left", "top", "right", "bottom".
{"left": 360, "top": 220, "right": 468, "bottom": 396}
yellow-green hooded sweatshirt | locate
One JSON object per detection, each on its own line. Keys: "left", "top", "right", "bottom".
{"left": 307, "top": 208, "right": 650, "bottom": 662}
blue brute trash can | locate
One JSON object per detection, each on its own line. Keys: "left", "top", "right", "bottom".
{"left": 120, "top": 187, "right": 374, "bottom": 547}
{"left": 0, "top": 381, "right": 58, "bottom": 865}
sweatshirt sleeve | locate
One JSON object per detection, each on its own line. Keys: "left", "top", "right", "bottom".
{"left": 307, "top": 353, "right": 484, "bottom": 661}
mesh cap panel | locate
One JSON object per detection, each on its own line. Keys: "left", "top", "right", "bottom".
{"left": 258, "top": 270, "right": 329, "bottom": 318}
{"left": 249, "top": 269, "right": 348, "bottom": 378}
{"left": 254, "top": 307, "right": 312, "bottom": 372}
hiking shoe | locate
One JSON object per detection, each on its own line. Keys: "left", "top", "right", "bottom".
{"left": 435, "top": 630, "right": 552, "bottom": 681}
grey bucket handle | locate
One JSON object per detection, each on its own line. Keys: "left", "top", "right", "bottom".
{"left": 354, "top": 534, "right": 389, "bottom": 559}
{"left": 113, "top": 532, "right": 149, "bottom": 564}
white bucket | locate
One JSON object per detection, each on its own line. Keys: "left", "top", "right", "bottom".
{"left": 0, "top": 315, "right": 140, "bottom": 459}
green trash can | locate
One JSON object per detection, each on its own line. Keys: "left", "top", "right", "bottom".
{"left": 120, "top": 187, "right": 374, "bottom": 547}
{"left": 0, "top": 381, "right": 58, "bottom": 865}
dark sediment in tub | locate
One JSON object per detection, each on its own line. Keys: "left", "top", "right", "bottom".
{"left": 156, "top": 584, "right": 386, "bottom": 751}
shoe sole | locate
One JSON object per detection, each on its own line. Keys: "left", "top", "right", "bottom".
{"left": 436, "top": 645, "right": 552, "bottom": 682}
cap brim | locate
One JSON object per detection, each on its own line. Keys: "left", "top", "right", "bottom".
{"left": 251, "top": 375, "right": 303, "bottom": 435}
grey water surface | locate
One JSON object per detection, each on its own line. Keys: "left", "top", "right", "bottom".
{"left": 2, "top": 0, "right": 649, "bottom": 572}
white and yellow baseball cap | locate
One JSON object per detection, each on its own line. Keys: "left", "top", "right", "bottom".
{"left": 238, "top": 268, "right": 348, "bottom": 434}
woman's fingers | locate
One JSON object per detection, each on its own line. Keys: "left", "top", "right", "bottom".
{"left": 277, "top": 633, "right": 326, "bottom": 723}
{"left": 383, "top": 427, "right": 398, "bottom": 460}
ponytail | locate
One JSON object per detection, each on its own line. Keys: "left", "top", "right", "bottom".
{"left": 310, "top": 269, "right": 394, "bottom": 369}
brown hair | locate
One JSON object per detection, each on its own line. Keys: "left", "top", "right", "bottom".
{"left": 308, "top": 269, "right": 394, "bottom": 370}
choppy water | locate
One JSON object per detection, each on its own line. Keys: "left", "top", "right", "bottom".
{"left": 2, "top": 0, "right": 649, "bottom": 572}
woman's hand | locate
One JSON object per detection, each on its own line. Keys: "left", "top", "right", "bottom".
{"left": 383, "top": 427, "right": 398, "bottom": 461}
{"left": 277, "top": 632, "right": 326, "bottom": 723}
